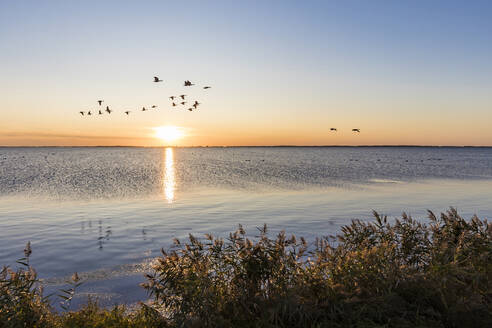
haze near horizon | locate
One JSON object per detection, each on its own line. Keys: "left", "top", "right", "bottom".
{"left": 1, "top": 1, "right": 491, "bottom": 146}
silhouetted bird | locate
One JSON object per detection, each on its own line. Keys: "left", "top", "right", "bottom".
{"left": 187, "top": 108, "right": 193, "bottom": 111}
{"left": 142, "top": 107, "right": 147, "bottom": 111}
{"left": 184, "top": 80, "right": 194, "bottom": 86}
{"left": 79, "top": 111, "right": 85, "bottom": 116}
{"left": 180, "top": 101, "right": 186, "bottom": 105}
{"left": 98, "top": 110, "right": 103, "bottom": 115}
{"left": 87, "top": 111, "right": 92, "bottom": 116}
{"left": 98, "top": 100, "right": 103, "bottom": 106}
{"left": 203, "top": 86, "right": 211, "bottom": 89}
{"left": 153, "top": 76, "right": 163, "bottom": 82}
{"left": 179, "top": 95, "right": 186, "bottom": 100}
{"left": 330, "top": 128, "right": 337, "bottom": 131}
{"left": 105, "top": 107, "right": 112, "bottom": 114}
{"left": 172, "top": 102, "right": 177, "bottom": 107}
{"left": 352, "top": 129, "right": 360, "bottom": 132}
{"left": 151, "top": 105, "right": 157, "bottom": 108}
{"left": 124, "top": 111, "right": 131, "bottom": 115}
{"left": 169, "top": 96, "right": 176, "bottom": 100}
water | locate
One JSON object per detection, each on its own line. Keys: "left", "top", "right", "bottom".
{"left": 1, "top": 146, "right": 492, "bottom": 307}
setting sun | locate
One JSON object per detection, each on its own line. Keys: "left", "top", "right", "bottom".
{"left": 153, "top": 126, "right": 184, "bottom": 144}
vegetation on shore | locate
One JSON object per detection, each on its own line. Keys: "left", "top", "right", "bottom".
{"left": 1, "top": 208, "right": 491, "bottom": 327}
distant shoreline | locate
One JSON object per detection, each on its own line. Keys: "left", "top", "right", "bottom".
{"left": 1, "top": 145, "right": 492, "bottom": 148}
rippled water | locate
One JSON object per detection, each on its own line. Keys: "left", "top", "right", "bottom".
{"left": 1, "top": 146, "right": 492, "bottom": 307}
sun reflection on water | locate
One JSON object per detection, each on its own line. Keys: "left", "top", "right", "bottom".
{"left": 163, "top": 147, "right": 176, "bottom": 202}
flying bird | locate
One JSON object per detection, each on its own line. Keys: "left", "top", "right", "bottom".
{"left": 87, "top": 111, "right": 92, "bottom": 116}
{"left": 169, "top": 96, "right": 176, "bottom": 100}
{"left": 180, "top": 101, "right": 186, "bottom": 105}
{"left": 187, "top": 108, "right": 193, "bottom": 111}
{"left": 151, "top": 105, "right": 157, "bottom": 108}
{"left": 98, "top": 100, "right": 103, "bottom": 106}
{"left": 142, "top": 107, "right": 147, "bottom": 111}
{"left": 330, "top": 128, "right": 337, "bottom": 131}
{"left": 193, "top": 101, "right": 200, "bottom": 109}
{"left": 79, "top": 111, "right": 85, "bottom": 116}
{"left": 98, "top": 110, "right": 103, "bottom": 115}
{"left": 153, "top": 76, "right": 163, "bottom": 82}
{"left": 179, "top": 95, "right": 186, "bottom": 100}
{"left": 124, "top": 111, "right": 131, "bottom": 115}
{"left": 184, "top": 80, "right": 194, "bottom": 86}
{"left": 203, "top": 86, "right": 211, "bottom": 89}
{"left": 352, "top": 129, "right": 360, "bottom": 133}
{"left": 105, "top": 107, "right": 112, "bottom": 114}
{"left": 172, "top": 102, "right": 177, "bottom": 107}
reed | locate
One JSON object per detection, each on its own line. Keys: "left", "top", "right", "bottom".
{"left": 1, "top": 208, "right": 491, "bottom": 327}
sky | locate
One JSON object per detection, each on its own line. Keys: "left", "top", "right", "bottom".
{"left": 1, "top": 0, "right": 491, "bottom": 146}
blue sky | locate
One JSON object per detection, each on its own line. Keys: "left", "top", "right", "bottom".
{"left": 1, "top": 0, "right": 491, "bottom": 146}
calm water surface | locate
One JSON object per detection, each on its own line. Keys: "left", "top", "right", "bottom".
{"left": 1, "top": 147, "right": 492, "bottom": 307}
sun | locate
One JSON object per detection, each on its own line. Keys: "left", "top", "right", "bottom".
{"left": 154, "top": 126, "right": 184, "bottom": 144}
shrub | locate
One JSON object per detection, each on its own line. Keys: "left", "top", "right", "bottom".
{"left": 0, "top": 243, "right": 54, "bottom": 328}
{"left": 1, "top": 209, "right": 491, "bottom": 327}
{"left": 143, "top": 208, "right": 492, "bottom": 327}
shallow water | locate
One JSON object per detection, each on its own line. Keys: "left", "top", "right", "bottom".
{"left": 1, "top": 146, "right": 492, "bottom": 307}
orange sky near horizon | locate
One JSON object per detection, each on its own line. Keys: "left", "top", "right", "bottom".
{"left": 1, "top": 1, "right": 492, "bottom": 147}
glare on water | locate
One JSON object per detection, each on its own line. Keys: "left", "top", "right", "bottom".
{"left": 163, "top": 147, "right": 175, "bottom": 202}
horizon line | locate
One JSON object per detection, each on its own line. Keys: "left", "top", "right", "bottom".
{"left": 1, "top": 145, "right": 492, "bottom": 148}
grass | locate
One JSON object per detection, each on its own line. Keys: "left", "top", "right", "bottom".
{"left": 1, "top": 208, "right": 491, "bottom": 327}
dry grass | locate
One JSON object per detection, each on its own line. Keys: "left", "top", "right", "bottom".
{"left": 2, "top": 208, "right": 491, "bottom": 327}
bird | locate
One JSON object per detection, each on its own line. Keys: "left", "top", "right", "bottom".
{"left": 184, "top": 80, "right": 194, "bottom": 86}
{"left": 172, "top": 102, "right": 177, "bottom": 107}
{"left": 180, "top": 101, "right": 186, "bottom": 105}
{"left": 142, "top": 107, "right": 147, "bottom": 111}
{"left": 87, "top": 111, "right": 92, "bottom": 116}
{"left": 124, "top": 111, "right": 131, "bottom": 115}
{"left": 187, "top": 108, "right": 193, "bottom": 111}
{"left": 153, "top": 76, "right": 163, "bottom": 82}
{"left": 105, "top": 107, "right": 112, "bottom": 114}
{"left": 98, "top": 110, "right": 103, "bottom": 115}
{"left": 203, "top": 86, "right": 211, "bottom": 89}
{"left": 79, "top": 111, "right": 85, "bottom": 116}
{"left": 352, "top": 129, "right": 360, "bottom": 133}
{"left": 193, "top": 101, "right": 200, "bottom": 109}
{"left": 179, "top": 94, "right": 186, "bottom": 100}
{"left": 98, "top": 100, "right": 103, "bottom": 106}
{"left": 330, "top": 128, "right": 337, "bottom": 131}
{"left": 151, "top": 105, "right": 157, "bottom": 108}
{"left": 169, "top": 96, "right": 176, "bottom": 100}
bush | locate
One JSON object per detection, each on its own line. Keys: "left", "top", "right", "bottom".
{"left": 1, "top": 209, "right": 491, "bottom": 327}
{"left": 143, "top": 208, "right": 492, "bottom": 327}
{"left": 0, "top": 243, "right": 54, "bottom": 327}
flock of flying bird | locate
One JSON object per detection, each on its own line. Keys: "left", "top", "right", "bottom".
{"left": 331, "top": 127, "right": 361, "bottom": 133}
{"left": 78, "top": 77, "right": 361, "bottom": 133}
{"left": 78, "top": 77, "right": 211, "bottom": 117}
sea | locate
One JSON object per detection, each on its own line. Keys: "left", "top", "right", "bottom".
{"left": 1, "top": 146, "right": 492, "bottom": 308}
